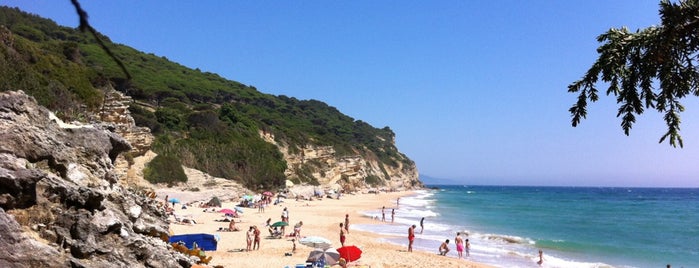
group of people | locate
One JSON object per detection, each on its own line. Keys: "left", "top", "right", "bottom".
{"left": 380, "top": 206, "right": 396, "bottom": 223}
{"left": 339, "top": 214, "right": 350, "bottom": 246}
{"left": 436, "top": 232, "right": 470, "bottom": 258}
{"left": 245, "top": 225, "right": 261, "bottom": 251}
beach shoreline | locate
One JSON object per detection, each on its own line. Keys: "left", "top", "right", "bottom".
{"left": 167, "top": 190, "right": 494, "bottom": 268}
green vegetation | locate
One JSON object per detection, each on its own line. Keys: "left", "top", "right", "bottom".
{"left": 0, "top": 6, "right": 414, "bottom": 189}
{"left": 143, "top": 154, "right": 187, "bottom": 186}
{"left": 569, "top": 0, "right": 699, "bottom": 148}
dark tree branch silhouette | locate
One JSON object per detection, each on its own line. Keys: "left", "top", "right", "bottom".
{"left": 70, "top": 0, "right": 131, "bottom": 80}
{"left": 569, "top": 0, "right": 699, "bottom": 148}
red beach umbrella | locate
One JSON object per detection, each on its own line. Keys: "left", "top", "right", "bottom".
{"left": 336, "top": 245, "right": 362, "bottom": 262}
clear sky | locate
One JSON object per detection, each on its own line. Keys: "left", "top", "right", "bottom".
{"left": 4, "top": 1, "right": 698, "bottom": 187}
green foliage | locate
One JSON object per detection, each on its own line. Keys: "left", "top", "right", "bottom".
{"left": 143, "top": 154, "right": 188, "bottom": 185}
{"left": 0, "top": 6, "right": 415, "bottom": 190}
{"left": 569, "top": 0, "right": 699, "bottom": 148}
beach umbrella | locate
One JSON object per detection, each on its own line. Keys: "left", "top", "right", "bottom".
{"left": 270, "top": 221, "right": 288, "bottom": 227}
{"left": 299, "top": 236, "right": 332, "bottom": 249}
{"left": 263, "top": 191, "right": 273, "bottom": 196}
{"left": 234, "top": 207, "right": 244, "bottom": 213}
{"left": 242, "top": 195, "right": 254, "bottom": 200}
{"left": 337, "top": 245, "right": 362, "bottom": 262}
{"left": 219, "top": 208, "right": 236, "bottom": 215}
{"left": 307, "top": 247, "right": 340, "bottom": 265}
{"left": 168, "top": 198, "right": 180, "bottom": 204}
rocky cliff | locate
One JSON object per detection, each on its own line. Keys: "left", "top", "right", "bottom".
{"left": 0, "top": 91, "right": 188, "bottom": 268}
{"left": 260, "top": 131, "right": 421, "bottom": 191}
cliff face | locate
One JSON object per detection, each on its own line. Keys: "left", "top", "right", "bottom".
{"left": 260, "top": 131, "right": 421, "bottom": 191}
{"left": 0, "top": 91, "right": 187, "bottom": 268}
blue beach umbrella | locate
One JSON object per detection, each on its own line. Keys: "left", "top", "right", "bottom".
{"left": 234, "top": 207, "right": 244, "bottom": 213}
{"left": 168, "top": 198, "right": 180, "bottom": 204}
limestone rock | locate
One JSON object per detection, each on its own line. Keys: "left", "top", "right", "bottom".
{"left": 0, "top": 91, "right": 189, "bottom": 267}
{"left": 260, "top": 130, "right": 422, "bottom": 191}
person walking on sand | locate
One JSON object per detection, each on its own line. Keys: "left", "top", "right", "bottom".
{"left": 455, "top": 232, "right": 464, "bottom": 259}
{"left": 246, "top": 226, "right": 254, "bottom": 251}
{"left": 381, "top": 206, "right": 386, "bottom": 222}
{"left": 438, "top": 239, "right": 450, "bottom": 256}
{"left": 391, "top": 208, "right": 395, "bottom": 223}
{"left": 253, "top": 226, "right": 261, "bottom": 250}
{"left": 339, "top": 223, "right": 346, "bottom": 247}
{"left": 344, "top": 214, "right": 350, "bottom": 233}
{"left": 420, "top": 217, "right": 425, "bottom": 234}
{"left": 408, "top": 225, "right": 416, "bottom": 252}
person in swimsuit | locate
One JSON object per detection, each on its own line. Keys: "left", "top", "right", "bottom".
{"left": 381, "top": 206, "right": 386, "bottom": 222}
{"left": 246, "top": 226, "right": 254, "bottom": 251}
{"left": 438, "top": 239, "right": 450, "bottom": 256}
{"left": 391, "top": 208, "right": 395, "bottom": 223}
{"left": 339, "top": 223, "right": 346, "bottom": 246}
{"left": 408, "top": 225, "right": 416, "bottom": 252}
{"left": 420, "top": 217, "right": 425, "bottom": 234}
{"left": 344, "top": 214, "right": 350, "bottom": 233}
{"left": 253, "top": 226, "right": 261, "bottom": 250}
{"left": 455, "top": 232, "right": 464, "bottom": 259}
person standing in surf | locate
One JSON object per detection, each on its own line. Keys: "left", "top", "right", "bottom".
{"left": 420, "top": 217, "right": 425, "bottom": 234}
{"left": 391, "top": 208, "right": 395, "bottom": 223}
{"left": 381, "top": 206, "right": 386, "bottom": 222}
{"left": 454, "top": 232, "right": 464, "bottom": 259}
{"left": 408, "top": 225, "right": 416, "bottom": 252}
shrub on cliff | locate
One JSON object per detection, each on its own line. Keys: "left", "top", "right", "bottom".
{"left": 143, "top": 154, "right": 187, "bottom": 185}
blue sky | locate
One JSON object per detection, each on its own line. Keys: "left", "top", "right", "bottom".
{"left": 5, "top": 1, "right": 698, "bottom": 187}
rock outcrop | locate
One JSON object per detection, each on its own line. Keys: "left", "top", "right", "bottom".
{"left": 260, "top": 131, "right": 421, "bottom": 191}
{"left": 0, "top": 91, "right": 189, "bottom": 268}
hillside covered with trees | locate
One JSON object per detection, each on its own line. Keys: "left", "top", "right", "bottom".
{"left": 0, "top": 6, "right": 414, "bottom": 190}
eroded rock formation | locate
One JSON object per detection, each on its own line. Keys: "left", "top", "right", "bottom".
{"left": 260, "top": 131, "right": 422, "bottom": 191}
{"left": 0, "top": 91, "right": 188, "bottom": 268}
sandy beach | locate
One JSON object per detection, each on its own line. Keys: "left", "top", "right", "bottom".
{"left": 167, "top": 190, "right": 494, "bottom": 268}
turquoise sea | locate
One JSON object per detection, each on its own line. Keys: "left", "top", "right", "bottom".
{"left": 353, "top": 185, "right": 699, "bottom": 268}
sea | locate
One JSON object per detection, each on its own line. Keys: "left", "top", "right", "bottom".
{"left": 353, "top": 185, "right": 699, "bottom": 268}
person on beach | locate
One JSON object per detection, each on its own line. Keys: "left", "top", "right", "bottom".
{"left": 344, "top": 214, "right": 350, "bottom": 233}
{"left": 397, "top": 197, "right": 400, "bottom": 206}
{"left": 438, "top": 239, "right": 450, "bottom": 256}
{"left": 420, "top": 217, "right": 425, "bottom": 234}
{"left": 537, "top": 249, "right": 544, "bottom": 265}
{"left": 339, "top": 222, "right": 347, "bottom": 246}
{"left": 408, "top": 225, "right": 416, "bottom": 252}
{"left": 391, "top": 208, "right": 395, "bottom": 223}
{"left": 265, "top": 218, "right": 271, "bottom": 227}
{"left": 282, "top": 207, "right": 289, "bottom": 222}
{"left": 455, "top": 232, "right": 464, "bottom": 259}
{"left": 293, "top": 221, "right": 303, "bottom": 239}
{"left": 246, "top": 226, "right": 254, "bottom": 251}
{"left": 228, "top": 219, "right": 239, "bottom": 231}
{"left": 382, "top": 206, "right": 386, "bottom": 222}
{"left": 258, "top": 200, "right": 265, "bottom": 213}
{"left": 253, "top": 226, "right": 261, "bottom": 250}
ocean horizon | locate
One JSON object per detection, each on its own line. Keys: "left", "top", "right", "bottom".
{"left": 353, "top": 185, "right": 699, "bottom": 268}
